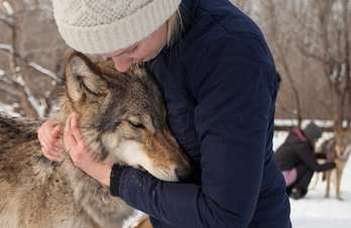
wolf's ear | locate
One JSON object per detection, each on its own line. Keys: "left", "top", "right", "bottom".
{"left": 64, "top": 51, "right": 107, "bottom": 102}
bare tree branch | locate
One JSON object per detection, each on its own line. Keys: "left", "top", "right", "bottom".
{"left": 0, "top": 43, "right": 61, "bottom": 83}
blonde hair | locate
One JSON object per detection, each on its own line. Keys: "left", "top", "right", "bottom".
{"left": 166, "top": 9, "right": 184, "bottom": 47}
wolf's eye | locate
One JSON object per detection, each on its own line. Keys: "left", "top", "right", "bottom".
{"left": 128, "top": 120, "right": 145, "bottom": 129}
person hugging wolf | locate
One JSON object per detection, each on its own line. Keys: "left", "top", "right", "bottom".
{"left": 275, "top": 122, "right": 336, "bottom": 200}
{"left": 38, "top": 0, "right": 292, "bottom": 227}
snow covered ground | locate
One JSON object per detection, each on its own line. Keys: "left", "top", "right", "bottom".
{"left": 274, "top": 132, "right": 351, "bottom": 228}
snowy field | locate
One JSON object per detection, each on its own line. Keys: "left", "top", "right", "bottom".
{"left": 274, "top": 131, "right": 351, "bottom": 228}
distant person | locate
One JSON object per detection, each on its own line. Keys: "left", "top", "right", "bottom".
{"left": 275, "top": 122, "right": 336, "bottom": 199}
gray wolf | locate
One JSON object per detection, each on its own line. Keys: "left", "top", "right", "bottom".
{"left": 0, "top": 51, "right": 190, "bottom": 228}
{"left": 319, "top": 129, "right": 351, "bottom": 200}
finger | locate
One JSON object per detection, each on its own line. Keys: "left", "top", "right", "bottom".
{"left": 42, "top": 147, "right": 61, "bottom": 161}
{"left": 64, "top": 115, "right": 77, "bottom": 150}
{"left": 63, "top": 135, "right": 76, "bottom": 153}
{"left": 52, "top": 143, "right": 64, "bottom": 152}
{"left": 49, "top": 144, "right": 64, "bottom": 155}
{"left": 53, "top": 151, "right": 65, "bottom": 162}
{"left": 38, "top": 123, "right": 59, "bottom": 147}
{"left": 46, "top": 135, "right": 62, "bottom": 152}
{"left": 43, "top": 144, "right": 59, "bottom": 156}
{"left": 52, "top": 126, "right": 62, "bottom": 138}
{"left": 37, "top": 127, "right": 48, "bottom": 146}
{"left": 70, "top": 113, "right": 84, "bottom": 146}
{"left": 50, "top": 147, "right": 65, "bottom": 161}
{"left": 48, "top": 130, "right": 63, "bottom": 147}
{"left": 39, "top": 134, "right": 55, "bottom": 152}
{"left": 48, "top": 154, "right": 64, "bottom": 162}
{"left": 41, "top": 121, "right": 57, "bottom": 135}
{"left": 37, "top": 133, "right": 46, "bottom": 148}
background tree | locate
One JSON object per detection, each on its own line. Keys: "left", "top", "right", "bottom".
{"left": 0, "top": 0, "right": 66, "bottom": 118}
{"left": 254, "top": 0, "right": 351, "bottom": 130}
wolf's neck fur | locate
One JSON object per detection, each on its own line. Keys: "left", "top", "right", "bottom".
{"left": 0, "top": 113, "right": 39, "bottom": 143}
{"left": 0, "top": 113, "right": 139, "bottom": 228}
{"left": 57, "top": 147, "right": 135, "bottom": 228}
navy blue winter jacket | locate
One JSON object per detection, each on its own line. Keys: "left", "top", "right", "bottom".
{"left": 110, "top": 0, "right": 292, "bottom": 227}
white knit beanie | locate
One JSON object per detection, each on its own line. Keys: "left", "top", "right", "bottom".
{"left": 52, "top": 0, "right": 181, "bottom": 54}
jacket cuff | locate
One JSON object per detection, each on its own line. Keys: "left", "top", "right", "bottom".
{"left": 110, "top": 164, "right": 127, "bottom": 196}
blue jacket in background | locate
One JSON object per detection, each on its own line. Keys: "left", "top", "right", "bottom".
{"left": 110, "top": 0, "right": 292, "bottom": 227}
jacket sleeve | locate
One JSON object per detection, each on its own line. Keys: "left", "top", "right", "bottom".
{"left": 296, "top": 145, "right": 335, "bottom": 172}
{"left": 110, "top": 50, "right": 276, "bottom": 228}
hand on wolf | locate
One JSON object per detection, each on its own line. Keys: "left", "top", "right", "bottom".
{"left": 63, "top": 113, "right": 112, "bottom": 187}
{"left": 37, "top": 120, "right": 65, "bottom": 162}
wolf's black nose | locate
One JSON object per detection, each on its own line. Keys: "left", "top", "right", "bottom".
{"left": 175, "top": 166, "right": 192, "bottom": 182}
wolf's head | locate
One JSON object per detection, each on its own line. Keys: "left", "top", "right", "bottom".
{"left": 58, "top": 51, "right": 191, "bottom": 182}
